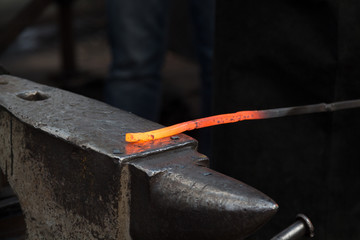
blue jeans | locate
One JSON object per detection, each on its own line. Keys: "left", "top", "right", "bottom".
{"left": 105, "top": 0, "right": 215, "bottom": 121}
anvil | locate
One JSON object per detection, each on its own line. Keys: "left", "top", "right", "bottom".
{"left": 0, "top": 75, "right": 277, "bottom": 239}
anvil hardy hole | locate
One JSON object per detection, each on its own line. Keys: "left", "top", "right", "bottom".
{"left": 0, "top": 80, "right": 8, "bottom": 85}
{"left": 17, "top": 90, "right": 50, "bottom": 101}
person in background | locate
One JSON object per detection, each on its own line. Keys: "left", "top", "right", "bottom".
{"left": 104, "top": 0, "right": 215, "bottom": 122}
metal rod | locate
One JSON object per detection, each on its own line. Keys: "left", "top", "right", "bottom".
{"left": 126, "top": 98, "right": 360, "bottom": 142}
{"left": 271, "top": 214, "right": 314, "bottom": 240}
{"left": 261, "top": 99, "right": 360, "bottom": 119}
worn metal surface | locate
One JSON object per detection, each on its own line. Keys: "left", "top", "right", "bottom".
{"left": 0, "top": 75, "right": 278, "bottom": 239}
{"left": 129, "top": 149, "right": 278, "bottom": 240}
{"left": 271, "top": 214, "right": 314, "bottom": 240}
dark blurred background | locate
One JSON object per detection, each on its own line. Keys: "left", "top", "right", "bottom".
{"left": 213, "top": 1, "right": 360, "bottom": 239}
{"left": 0, "top": 0, "right": 202, "bottom": 126}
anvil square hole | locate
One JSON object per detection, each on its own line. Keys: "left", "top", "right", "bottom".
{"left": 17, "top": 90, "right": 50, "bottom": 101}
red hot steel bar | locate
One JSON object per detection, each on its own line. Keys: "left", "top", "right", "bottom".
{"left": 126, "top": 99, "right": 360, "bottom": 142}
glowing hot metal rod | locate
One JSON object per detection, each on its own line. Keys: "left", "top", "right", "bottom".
{"left": 126, "top": 99, "right": 360, "bottom": 142}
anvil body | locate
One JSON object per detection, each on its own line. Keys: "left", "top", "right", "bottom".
{"left": 0, "top": 75, "right": 277, "bottom": 239}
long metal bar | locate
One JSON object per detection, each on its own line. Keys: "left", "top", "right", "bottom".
{"left": 126, "top": 99, "right": 360, "bottom": 142}
{"left": 271, "top": 214, "right": 314, "bottom": 240}
{"left": 260, "top": 99, "right": 360, "bottom": 118}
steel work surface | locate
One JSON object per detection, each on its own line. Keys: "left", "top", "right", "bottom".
{"left": 0, "top": 75, "right": 277, "bottom": 240}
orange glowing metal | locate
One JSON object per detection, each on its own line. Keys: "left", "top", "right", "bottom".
{"left": 126, "top": 110, "right": 265, "bottom": 142}
{"left": 126, "top": 99, "right": 360, "bottom": 142}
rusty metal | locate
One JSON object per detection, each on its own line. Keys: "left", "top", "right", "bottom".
{"left": 271, "top": 214, "right": 314, "bottom": 240}
{"left": 0, "top": 75, "right": 278, "bottom": 239}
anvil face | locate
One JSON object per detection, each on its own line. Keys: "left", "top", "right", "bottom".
{"left": 0, "top": 75, "right": 277, "bottom": 240}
